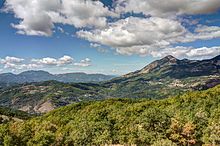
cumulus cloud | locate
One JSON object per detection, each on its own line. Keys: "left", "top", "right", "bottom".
{"left": 0, "top": 56, "right": 24, "bottom": 64}
{"left": 31, "top": 56, "right": 91, "bottom": 67}
{"left": 115, "top": 0, "right": 220, "bottom": 17}
{"left": 193, "top": 25, "right": 220, "bottom": 40}
{"left": 32, "top": 55, "right": 74, "bottom": 66}
{"left": 150, "top": 46, "right": 220, "bottom": 59}
{"left": 3, "top": 0, "right": 220, "bottom": 59}
{"left": 0, "top": 55, "right": 92, "bottom": 72}
{"left": 170, "top": 25, "right": 220, "bottom": 44}
{"left": 77, "top": 16, "right": 220, "bottom": 56}
{"left": 58, "top": 55, "right": 74, "bottom": 65}
{"left": 0, "top": 56, "right": 41, "bottom": 70}
{"left": 74, "top": 58, "right": 91, "bottom": 67}
{"left": 4, "top": 0, "right": 117, "bottom": 36}
{"left": 77, "top": 17, "right": 186, "bottom": 55}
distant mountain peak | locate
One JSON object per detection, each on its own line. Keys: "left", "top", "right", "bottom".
{"left": 163, "top": 55, "right": 176, "bottom": 60}
{"left": 19, "top": 70, "right": 52, "bottom": 75}
{"left": 160, "top": 55, "right": 178, "bottom": 63}
{"left": 123, "top": 54, "right": 220, "bottom": 79}
{"left": 136, "top": 55, "right": 178, "bottom": 74}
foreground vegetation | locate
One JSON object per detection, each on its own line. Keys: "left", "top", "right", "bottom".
{"left": 0, "top": 85, "right": 220, "bottom": 145}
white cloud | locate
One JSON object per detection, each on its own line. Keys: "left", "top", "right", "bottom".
{"left": 9, "top": 63, "right": 42, "bottom": 70}
{"left": 58, "top": 55, "right": 74, "bottom": 65}
{"left": 32, "top": 55, "right": 74, "bottom": 66}
{"left": 4, "top": 0, "right": 117, "bottom": 36}
{"left": 78, "top": 16, "right": 220, "bottom": 56}
{"left": 150, "top": 46, "right": 220, "bottom": 60}
{"left": 31, "top": 56, "right": 92, "bottom": 67}
{"left": 3, "top": 0, "right": 220, "bottom": 60}
{"left": 170, "top": 25, "right": 220, "bottom": 44}
{"left": 32, "top": 57, "right": 57, "bottom": 65}
{"left": 195, "top": 25, "right": 220, "bottom": 33}
{"left": 10, "top": 14, "right": 54, "bottom": 36}
{"left": 74, "top": 58, "right": 91, "bottom": 67}
{"left": 0, "top": 56, "right": 41, "bottom": 70}
{"left": 90, "top": 43, "right": 101, "bottom": 48}
{"left": 0, "top": 55, "right": 91, "bottom": 72}
{"left": 115, "top": 0, "right": 220, "bottom": 17}
{"left": 0, "top": 56, "right": 24, "bottom": 64}
{"left": 77, "top": 17, "right": 186, "bottom": 56}
{"left": 193, "top": 25, "right": 220, "bottom": 40}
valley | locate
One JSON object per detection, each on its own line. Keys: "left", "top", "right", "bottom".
{"left": 0, "top": 55, "right": 219, "bottom": 113}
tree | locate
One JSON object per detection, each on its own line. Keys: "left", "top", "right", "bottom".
{"left": 152, "top": 139, "right": 177, "bottom": 146}
{"left": 168, "top": 118, "right": 196, "bottom": 146}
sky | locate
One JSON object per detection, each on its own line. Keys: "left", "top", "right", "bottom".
{"left": 0, "top": 0, "right": 220, "bottom": 75}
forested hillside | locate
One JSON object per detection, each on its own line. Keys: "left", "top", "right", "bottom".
{"left": 0, "top": 85, "right": 219, "bottom": 145}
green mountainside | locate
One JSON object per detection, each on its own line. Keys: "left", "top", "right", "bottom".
{"left": 0, "top": 75, "right": 219, "bottom": 114}
{"left": 0, "top": 85, "right": 219, "bottom": 145}
{"left": 0, "top": 55, "right": 220, "bottom": 113}
{"left": 0, "top": 81, "right": 101, "bottom": 113}
{"left": 102, "top": 55, "right": 220, "bottom": 98}
{"left": 0, "top": 106, "right": 33, "bottom": 125}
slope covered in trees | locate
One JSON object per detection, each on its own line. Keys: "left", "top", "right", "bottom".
{"left": 0, "top": 85, "right": 219, "bottom": 145}
{"left": 0, "top": 106, "right": 32, "bottom": 120}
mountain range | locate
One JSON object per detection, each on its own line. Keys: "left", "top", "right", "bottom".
{"left": 0, "top": 71, "right": 115, "bottom": 86}
{"left": 0, "top": 55, "right": 220, "bottom": 113}
{"left": 113, "top": 55, "right": 220, "bottom": 80}
{"left": 102, "top": 55, "right": 220, "bottom": 98}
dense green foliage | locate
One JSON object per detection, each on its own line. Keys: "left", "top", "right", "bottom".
{"left": 0, "top": 106, "right": 32, "bottom": 120}
{"left": 0, "top": 85, "right": 219, "bottom": 145}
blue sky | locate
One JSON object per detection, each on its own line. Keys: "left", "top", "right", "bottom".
{"left": 0, "top": 0, "right": 220, "bottom": 75}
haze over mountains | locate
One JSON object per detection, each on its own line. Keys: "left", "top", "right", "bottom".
{"left": 0, "top": 71, "right": 115, "bottom": 85}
